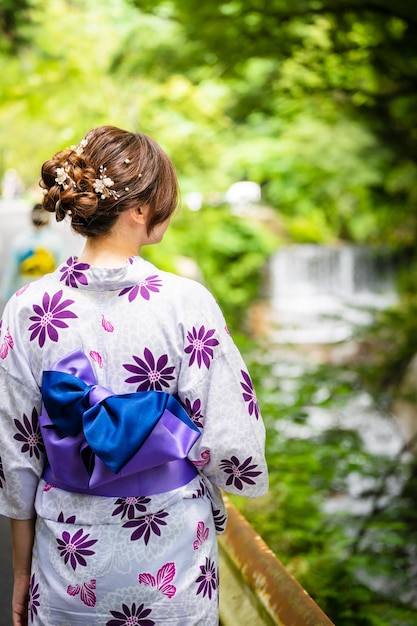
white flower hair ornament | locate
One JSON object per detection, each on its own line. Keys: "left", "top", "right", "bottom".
{"left": 75, "top": 138, "right": 88, "bottom": 155}
{"left": 69, "top": 136, "right": 88, "bottom": 156}
{"left": 55, "top": 167, "right": 71, "bottom": 189}
{"left": 93, "top": 165, "right": 119, "bottom": 200}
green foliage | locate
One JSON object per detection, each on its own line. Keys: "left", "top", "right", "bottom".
{"left": 143, "top": 204, "right": 278, "bottom": 331}
{"left": 0, "top": 0, "right": 37, "bottom": 52}
{"left": 129, "top": 0, "right": 417, "bottom": 246}
{"left": 3, "top": 0, "right": 416, "bottom": 248}
{"left": 353, "top": 288, "right": 417, "bottom": 398}
{"left": 232, "top": 347, "right": 417, "bottom": 625}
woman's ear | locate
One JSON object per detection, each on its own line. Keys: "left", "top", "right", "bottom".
{"left": 129, "top": 206, "right": 148, "bottom": 225}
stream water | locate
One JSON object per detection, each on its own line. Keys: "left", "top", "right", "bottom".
{"left": 267, "top": 244, "right": 417, "bottom": 606}
{"left": 268, "top": 244, "right": 409, "bottom": 512}
{"left": 269, "top": 244, "right": 397, "bottom": 344}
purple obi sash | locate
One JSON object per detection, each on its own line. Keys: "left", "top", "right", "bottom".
{"left": 40, "top": 350, "right": 201, "bottom": 497}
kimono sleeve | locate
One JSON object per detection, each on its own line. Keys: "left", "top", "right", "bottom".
{"left": 178, "top": 294, "right": 268, "bottom": 498}
{"left": 0, "top": 305, "right": 45, "bottom": 520}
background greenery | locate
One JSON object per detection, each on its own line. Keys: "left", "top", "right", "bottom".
{"left": 1, "top": 1, "right": 417, "bottom": 624}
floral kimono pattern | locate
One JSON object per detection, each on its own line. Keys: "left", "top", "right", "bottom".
{"left": 0, "top": 255, "right": 268, "bottom": 625}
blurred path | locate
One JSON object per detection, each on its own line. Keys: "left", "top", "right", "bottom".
{"left": 0, "top": 515, "right": 12, "bottom": 624}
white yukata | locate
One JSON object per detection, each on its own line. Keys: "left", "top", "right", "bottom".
{"left": 0, "top": 255, "right": 268, "bottom": 626}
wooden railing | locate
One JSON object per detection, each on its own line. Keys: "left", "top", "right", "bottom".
{"left": 219, "top": 497, "right": 335, "bottom": 626}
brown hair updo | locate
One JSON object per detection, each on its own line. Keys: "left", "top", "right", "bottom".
{"left": 40, "top": 125, "right": 179, "bottom": 238}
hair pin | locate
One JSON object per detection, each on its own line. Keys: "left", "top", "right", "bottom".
{"left": 93, "top": 165, "right": 119, "bottom": 200}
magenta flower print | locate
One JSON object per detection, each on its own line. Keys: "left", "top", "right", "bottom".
{"left": 16, "top": 283, "right": 30, "bottom": 296}
{"left": 123, "top": 510, "right": 169, "bottom": 544}
{"left": 191, "top": 449, "right": 210, "bottom": 469}
{"left": 14, "top": 408, "right": 45, "bottom": 460}
{"left": 56, "top": 528, "right": 98, "bottom": 570}
{"left": 219, "top": 455, "right": 262, "bottom": 491}
{"left": 118, "top": 274, "right": 162, "bottom": 302}
{"left": 101, "top": 314, "right": 114, "bottom": 332}
{"left": 106, "top": 602, "right": 154, "bottom": 626}
{"left": 123, "top": 348, "right": 175, "bottom": 391}
{"left": 90, "top": 350, "right": 103, "bottom": 368}
{"left": 0, "top": 325, "right": 14, "bottom": 359}
{"left": 240, "top": 370, "right": 260, "bottom": 420}
{"left": 29, "top": 573, "right": 40, "bottom": 622}
{"left": 195, "top": 557, "right": 218, "bottom": 599}
{"left": 28, "top": 290, "right": 77, "bottom": 347}
{"left": 112, "top": 496, "right": 150, "bottom": 520}
{"left": 184, "top": 325, "right": 219, "bottom": 369}
{"left": 67, "top": 579, "right": 96, "bottom": 607}
{"left": 138, "top": 562, "right": 177, "bottom": 598}
{"left": 184, "top": 397, "right": 204, "bottom": 428}
{"left": 193, "top": 521, "right": 209, "bottom": 550}
{"left": 59, "top": 256, "right": 90, "bottom": 287}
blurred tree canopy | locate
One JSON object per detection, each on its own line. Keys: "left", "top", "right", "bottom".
{"left": 1, "top": 0, "right": 416, "bottom": 246}
{"left": 124, "top": 0, "right": 417, "bottom": 244}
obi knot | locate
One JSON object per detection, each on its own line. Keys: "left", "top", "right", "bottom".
{"left": 40, "top": 349, "right": 201, "bottom": 478}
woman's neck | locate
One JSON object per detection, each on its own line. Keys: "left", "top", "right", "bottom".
{"left": 78, "top": 232, "right": 140, "bottom": 268}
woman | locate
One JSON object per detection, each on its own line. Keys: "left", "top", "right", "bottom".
{"left": 0, "top": 125, "right": 268, "bottom": 625}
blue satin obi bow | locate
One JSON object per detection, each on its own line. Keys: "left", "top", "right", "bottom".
{"left": 39, "top": 350, "right": 201, "bottom": 496}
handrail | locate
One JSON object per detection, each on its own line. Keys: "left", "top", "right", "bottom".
{"left": 218, "top": 497, "right": 335, "bottom": 626}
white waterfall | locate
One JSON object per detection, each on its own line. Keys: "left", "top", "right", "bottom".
{"left": 270, "top": 244, "right": 397, "bottom": 343}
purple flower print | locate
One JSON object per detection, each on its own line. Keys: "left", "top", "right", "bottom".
{"left": 57, "top": 512, "right": 76, "bottom": 524}
{"left": 59, "top": 257, "right": 90, "bottom": 287}
{"left": 184, "top": 397, "right": 204, "bottom": 428}
{"left": 123, "top": 511, "right": 169, "bottom": 544}
{"left": 212, "top": 507, "right": 227, "bottom": 533}
{"left": 112, "top": 496, "right": 151, "bottom": 520}
{"left": 28, "top": 290, "right": 77, "bottom": 348}
{"left": 0, "top": 457, "right": 5, "bottom": 489}
{"left": 123, "top": 348, "right": 175, "bottom": 391}
{"left": 195, "top": 557, "right": 218, "bottom": 599}
{"left": 184, "top": 325, "right": 219, "bottom": 369}
{"left": 29, "top": 573, "right": 40, "bottom": 622}
{"left": 219, "top": 455, "right": 262, "bottom": 490}
{"left": 118, "top": 274, "right": 162, "bottom": 302}
{"left": 191, "top": 478, "right": 207, "bottom": 499}
{"left": 14, "top": 408, "right": 45, "bottom": 460}
{"left": 106, "top": 602, "right": 154, "bottom": 626}
{"left": 56, "top": 528, "right": 98, "bottom": 570}
{"left": 240, "top": 370, "right": 260, "bottom": 420}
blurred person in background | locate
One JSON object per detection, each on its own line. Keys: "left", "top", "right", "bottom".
{"left": 0, "top": 203, "right": 62, "bottom": 302}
